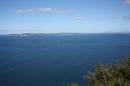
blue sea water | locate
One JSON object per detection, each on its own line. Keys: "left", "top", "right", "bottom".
{"left": 0, "top": 33, "right": 130, "bottom": 86}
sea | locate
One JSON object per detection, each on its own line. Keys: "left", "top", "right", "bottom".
{"left": 0, "top": 33, "right": 130, "bottom": 86}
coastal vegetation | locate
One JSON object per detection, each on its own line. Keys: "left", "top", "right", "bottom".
{"left": 68, "top": 58, "right": 130, "bottom": 86}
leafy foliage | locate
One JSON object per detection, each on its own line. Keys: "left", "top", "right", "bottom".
{"left": 69, "top": 58, "right": 130, "bottom": 86}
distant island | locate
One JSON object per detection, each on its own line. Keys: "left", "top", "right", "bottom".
{"left": 7, "top": 33, "right": 81, "bottom": 36}
{"left": 3, "top": 32, "right": 130, "bottom": 37}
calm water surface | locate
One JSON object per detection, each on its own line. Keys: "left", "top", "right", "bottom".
{"left": 0, "top": 34, "right": 130, "bottom": 86}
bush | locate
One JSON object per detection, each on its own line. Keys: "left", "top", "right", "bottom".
{"left": 85, "top": 64, "right": 130, "bottom": 86}
{"left": 69, "top": 58, "right": 130, "bottom": 86}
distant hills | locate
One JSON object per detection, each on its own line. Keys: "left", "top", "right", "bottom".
{"left": 7, "top": 33, "right": 84, "bottom": 36}
{"left": 1, "top": 32, "right": 130, "bottom": 36}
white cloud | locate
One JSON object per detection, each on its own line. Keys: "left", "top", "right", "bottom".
{"left": 124, "top": 0, "right": 130, "bottom": 4}
{"left": 16, "top": 7, "right": 72, "bottom": 14}
{"left": 36, "top": 8, "right": 53, "bottom": 13}
{"left": 75, "top": 16, "right": 87, "bottom": 20}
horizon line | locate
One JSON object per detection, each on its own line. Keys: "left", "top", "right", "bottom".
{"left": 0, "top": 32, "right": 130, "bottom": 35}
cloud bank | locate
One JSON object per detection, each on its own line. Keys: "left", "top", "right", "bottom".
{"left": 75, "top": 16, "right": 87, "bottom": 20}
{"left": 16, "top": 8, "right": 72, "bottom": 14}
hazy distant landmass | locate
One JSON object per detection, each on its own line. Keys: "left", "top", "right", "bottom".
{"left": 6, "top": 32, "right": 130, "bottom": 37}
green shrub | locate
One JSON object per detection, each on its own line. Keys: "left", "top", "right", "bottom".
{"left": 85, "top": 64, "right": 130, "bottom": 86}
{"left": 69, "top": 58, "right": 130, "bottom": 86}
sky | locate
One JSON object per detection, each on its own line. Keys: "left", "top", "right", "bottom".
{"left": 0, "top": 0, "right": 130, "bottom": 34}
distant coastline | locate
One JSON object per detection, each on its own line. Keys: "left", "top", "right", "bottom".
{"left": 0, "top": 32, "right": 130, "bottom": 36}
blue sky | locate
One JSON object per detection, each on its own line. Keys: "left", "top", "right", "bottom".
{"left": 0, "top": 0, "right": 130, "bottom": 34}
